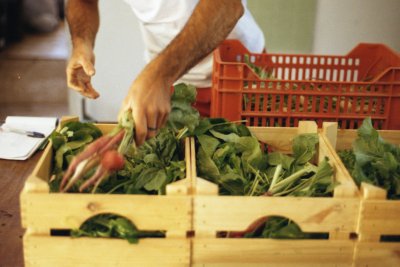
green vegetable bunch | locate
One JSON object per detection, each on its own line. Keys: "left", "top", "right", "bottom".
{"left": 338, "top": 118, "right": 400, "bottom": 199}
{"left": 195, "top": 121, "right": 335, "bottom": 198}
{"left": 194, "top": 118, "right": 336, "bottom": 240}
{"left": 49, "top": 83, "right": 199, "bottom": 195}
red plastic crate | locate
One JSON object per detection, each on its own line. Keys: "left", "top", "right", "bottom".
{"left": 211, "top": 40, "right": 400, "bottom": 129}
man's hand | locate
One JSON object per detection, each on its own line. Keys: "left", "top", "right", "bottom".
{"left": 67, "top": 45, "right": 99, "bottom": 99}
{"left": 120, "top": 71, "right": 171, "bottom": 145}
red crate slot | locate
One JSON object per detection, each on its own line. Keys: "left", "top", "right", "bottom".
{"left": 211, "top": 39, "right": 400, "bottom": 129}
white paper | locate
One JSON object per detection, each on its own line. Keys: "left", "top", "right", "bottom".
{"left": 0, "top": 116, "right": 58, "bottom": 160}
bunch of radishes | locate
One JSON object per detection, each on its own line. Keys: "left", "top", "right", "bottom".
{"left": 60, "top": 111, "right": 135, "bottom": 192}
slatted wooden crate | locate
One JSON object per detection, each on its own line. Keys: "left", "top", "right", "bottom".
{"left": 20, "top": 117, "right": 192, "bottom": 267}
{"left": 190, "top": 121, "right": 360, "bottom": 266}
{"left": 322, "top": 123, "right": 400, "bottom": 267}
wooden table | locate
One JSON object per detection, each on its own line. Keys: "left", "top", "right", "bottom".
{"left": 0, "top": 151, "right": 43, "bottom": 267}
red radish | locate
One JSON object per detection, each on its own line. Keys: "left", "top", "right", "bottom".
{"left": 98, "top": 130, "right": 125, "bottom": 155}
{"left": 78, "top": 150, "right": 125, "bottom": 192}
{"left": 60, "top": 135, "right": 112, "bottom": 189}
{"left": 60, "top": 129, "right": 126, "bottom": 192}
{"left": 101, "top": 150, "right": 125, "bottom": 171}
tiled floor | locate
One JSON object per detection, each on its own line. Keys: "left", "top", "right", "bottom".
{"left": 0, "top": 22, "right": 69, "bottom": 122}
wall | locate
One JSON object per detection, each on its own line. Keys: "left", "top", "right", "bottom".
{"left": 247, "top": 0, "right": 317, "bottom": 53}
{"left": 313, "top": 0, "right": 400, "bottom": 55}
{"left": 68, "top": 0, "right": 145, "bottom": 121}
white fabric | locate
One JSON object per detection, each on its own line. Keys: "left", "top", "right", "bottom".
{"left": 124, "top": 0, "right": 265, "bottom": 87}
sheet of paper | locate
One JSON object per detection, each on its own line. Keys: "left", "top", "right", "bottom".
{"left": 0, "top": 116, "right": 58, "bottom": 160}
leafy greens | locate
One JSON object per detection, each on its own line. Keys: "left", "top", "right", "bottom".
{"left": 338, "top": 117, "right": 400, "bottom": 199}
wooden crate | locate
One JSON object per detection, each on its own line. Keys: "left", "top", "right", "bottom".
{"left": 190, "top": 121, "right": 360, "bottom": 266}
{"left": 322, "top": 123, "right": 400, "bottom": 267}
{"left": 20, "top": 117, "right": 192, "bottom": 267}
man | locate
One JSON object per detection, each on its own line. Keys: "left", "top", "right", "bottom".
{"left": 66, "top": 0, "right": 264, "bottom": 145}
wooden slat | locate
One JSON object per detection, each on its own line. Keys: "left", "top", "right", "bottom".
{"left": 249, "top": 126, "right": 301, "bottom": 153}
{"left": 24, "top": 235, "right": 190, "bottom": 267}
{"left": 359, "top": 199, "right": 400, "bottom": 235}
{"left": 21, "top": 118, "right": 193, "bottom": 266}
{"left": 322, "top": 122, "right": 400, "bottom": 247}
{"left": 193, "top": 196, "right": 359, "bottom": 233}
{"left": 319, "top": 132, "right": 359, "bottom": 198}
{"left": 192, "top": 239, "right": 355, "bottom": 267}
{"left": 322, "top": 122, "right": 338, "bottom": 149}
{"left": 354, "top": 242, "right": 400, "bottom": 267}
{"left": 21, "top": 193, "right": 191, "bottom": 231}
{"left": 334, "top": 129, "right": 400, "bottom": 151}
{"left": 23, "top": 145, "right": 52, "bottom": 193}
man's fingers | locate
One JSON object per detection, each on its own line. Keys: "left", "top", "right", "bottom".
{"left": 68, "top": 75, "right": 85, "bottom": 94}
{"left": 147, "top": 112, "right": 158, "bottom": 139}
{"left": 76, "top": 80, "right": 99, "bottom": 99}
{"left": 157, "top": 112, "right": 168, "bottom": 131}
{"left": 67, "top": 66, "right": 100, "bottom": 99}
{"left": 81, "top": 60, "right": 95, "bottom": 76}
{"left": 84, "top": 82, "right": 100, "bottom": 99}
{"left": 132, "top": 109, "right": 147, "bottom": 146}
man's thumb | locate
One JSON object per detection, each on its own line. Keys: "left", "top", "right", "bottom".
{"left": 82, "top": 61, "right": 95, "bottom": 76}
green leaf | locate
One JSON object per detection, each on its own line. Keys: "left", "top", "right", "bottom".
{"left": 143, "top": 153, "right": 162, "bottom": 166}
{"left": 212, "top": 143, "right": 235, "bottom": 168}
{"left": 349, "top": 118, "right": 400, "bottom": 199}
{"left": 63, "top": 121, "right": 102, "bottom": 139}
{"left": 50, "top": 131, "right": 67, "bottom": 150}
{"left": 193, "top": 118, "right": 228, "bottom": 136}
{"left": 219, "top": 172, "right": 246, "bottom": 195}
{"left": 235, "top": 136, "right": 264, "bottom": 170}
{"left": 134, "top": 168, "right": 160, "bottom": 190}
{"left": 197, "top": 134, "right": 220, "bottom": 157}
{"left": 71, "top": 214, "right": 140, "bottom": 244}
{"left": 292, "top": 134, "right": 319, "bottom": 165}
{"left": 55, "top": 136, "right": 93, "bottom": 170}
{"left": 171, "top": 83, "right": 197, "bottom": 103}
{"left": 168, "top": 83, "right": 200, "bottom": 133}
{"left": 144, "top": 169, "right": 168, "bottom": 192}
{"left": 197, "top": 146, "right": 220, "bottom": 182}
{"left": 267, "top": 152, "right": 294, "bottom": 170}
{"left": 210, "top": 129, "right": 240, "bottom": 143}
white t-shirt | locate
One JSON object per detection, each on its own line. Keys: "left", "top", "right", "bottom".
{"left": 124, "top": 0, "right": 265, "bottom": 87}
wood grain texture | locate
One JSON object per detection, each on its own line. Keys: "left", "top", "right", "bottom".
{"left": 0, "top": 152, "right": 43, "bottom": 267}
{"left": 20, "top": 120, "right": 193, "bottom": 266}
{"left": 190, "top": 123, "right": 360, "bottom": 265}
{"left": 24, "top": 235, "right": 190, "bottom": 267}
{"left": 192, "top": 239, "right": 355, "bottom": 267}
{"left": 354, "top": 242, "right": 400, "bottom": 267}
{"left": 193, "top": 196, "right": 359, "bottom": 233}
{"left": 321, "top": 124, "right": 400, "bottom": 242}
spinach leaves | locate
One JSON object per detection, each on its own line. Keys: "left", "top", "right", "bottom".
{"left": 195, "top": 121, "right": 335, "bottom": 198}
{"left": 71, "top": 214, "right": 164, "bottom": 244}
{"left": 194, "top": 120, "right": 335, "bottom": 239}
{"left": 338, "top": 118, "right": 400, "bottom": 199}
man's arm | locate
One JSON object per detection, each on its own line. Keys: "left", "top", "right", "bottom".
{"left": 124, "top": 0, "right": 244, "bottom": 144}
{"left": 152, "top": 0, "right": 244, "bottom": 87}
{"left": 66, "top": 0, "right": 100, "bottom": 99}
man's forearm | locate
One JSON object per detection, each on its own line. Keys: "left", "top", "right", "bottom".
{"left": 66, "top": 0, "right": 100, "bottom": 49}
{"left": 145, "top": 0, "right": 244, "bottom": 86}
